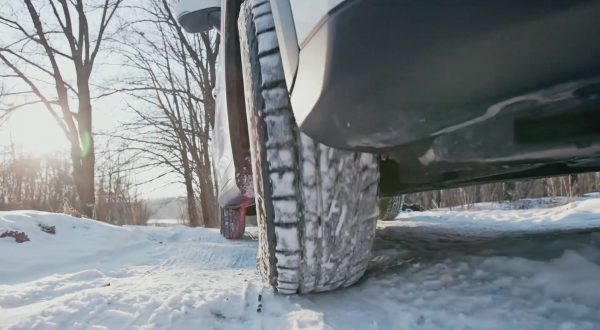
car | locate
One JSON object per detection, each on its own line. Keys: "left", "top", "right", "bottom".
{"left": 176, "top": 0, "right": 600, "bottom": 294}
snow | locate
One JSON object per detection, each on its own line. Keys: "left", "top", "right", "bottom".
{"left": 272, "top": 200, "right": 299, "bottom": 223}
{"left": 147, "top": 219, "right": 183, "bottom": 227}
{"left": 269, "top": 171, "right": 295, "bottom": 197}
{"left": 275, "top": 226, "right": 300, "bottom": 251}
{"left": 2, "top": 197, "right": 600, "bottom": 329}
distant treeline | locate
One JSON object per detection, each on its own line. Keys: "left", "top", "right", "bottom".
{"left": 3, "top": 149, "right": 599, "bottom": 224}
{"left": 0, "top": 150, "right": 150, "bottom": 225}
{"left": 382, "top": 172, "right": 600, "bottom": 219}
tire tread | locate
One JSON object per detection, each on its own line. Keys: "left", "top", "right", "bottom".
{"left": 238, "top": 0, "right": 379, "bottom": 294}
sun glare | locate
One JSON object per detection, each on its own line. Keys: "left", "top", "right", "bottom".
{"left": 2, "top": 108, "right": 68, "bottom": 156}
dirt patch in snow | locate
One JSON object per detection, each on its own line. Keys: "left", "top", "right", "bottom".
{"left": 1, "top": 230, "right": 30, "bottom": 243}
{"left": 38, "top": 224, "right": 56, "bottom": 235}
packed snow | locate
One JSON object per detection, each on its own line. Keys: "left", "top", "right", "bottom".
{"left": 1, "top": 197, "right": 600, "bottom": 329}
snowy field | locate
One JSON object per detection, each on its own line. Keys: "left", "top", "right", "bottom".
{"left": 1, "top": 197, "right": 600, "bottom": 329}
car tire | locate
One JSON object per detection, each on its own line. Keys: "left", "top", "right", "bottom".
{"left": 238, "top": 0, "right": 380, "bottom": 294}
{"left": 220, "top": 207, "right": 246, "bottom": 239}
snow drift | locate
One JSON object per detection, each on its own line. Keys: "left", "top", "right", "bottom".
{"left": 1, "top": 197, "right": 600, "bottom": 329}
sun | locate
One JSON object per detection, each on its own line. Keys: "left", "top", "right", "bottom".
{"left": 2, "top": 107, "right": 68, "bottom": 156}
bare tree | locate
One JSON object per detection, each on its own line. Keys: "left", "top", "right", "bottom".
{"left": 96, "top": 148, "right": 151, "bottom": 225}
{"left": 0, "top": 0, "right": 125, "bottom": 216}
{"left": 0, "top": 84, "right": 8, "bottom": 125}
{"left": 107, "top": 0, "right": 220, "bottom": 227}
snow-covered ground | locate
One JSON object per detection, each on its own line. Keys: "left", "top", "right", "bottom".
{"left": 381, "top": 195, "right": 600, "bottom": 238}
{"left": 146, "top": 218, "right": 184, "bottom": 227}
{"left": 1, "top": 197, "right": 600, "bottom": 329}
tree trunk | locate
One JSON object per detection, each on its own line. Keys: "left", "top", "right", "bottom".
{"left": 198, "top": 161, "right": 218, "bottom": 228}
{"left": 73, "top": 83, "right": 95, "bottom": 217}
{"left": 182, "top": 150, "right": 200, "bottom": 227}
{"left": 569, "top": 174, "right": 579, "bottom": 197}
{"left": 503, "top": 181, "right": 516, "bottom": 202}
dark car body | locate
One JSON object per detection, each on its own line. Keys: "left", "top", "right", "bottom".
{"left": 283, "top": 0, "right": 600, "bottom": 196}
{"left": 180, "top": 0, "right": 600, "bottom": 207}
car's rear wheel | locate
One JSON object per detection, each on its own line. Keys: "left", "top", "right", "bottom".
{"left": 238, "top": 0, "right": 380, "bottom": 294}
{"left": 220, "top": 207, "right": 246, "bottom": 239}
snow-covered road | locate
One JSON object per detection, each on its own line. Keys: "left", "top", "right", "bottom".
{"left": 1, "top": 197, "right": 600, "bottom": 329}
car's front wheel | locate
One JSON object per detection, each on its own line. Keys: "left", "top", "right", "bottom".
{"left": 238, "top": 0, "right": 380, "bottom": 294}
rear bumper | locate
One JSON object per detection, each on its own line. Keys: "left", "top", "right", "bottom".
{"left": 290, "top": 0, "right": 600, "bottom": 151}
